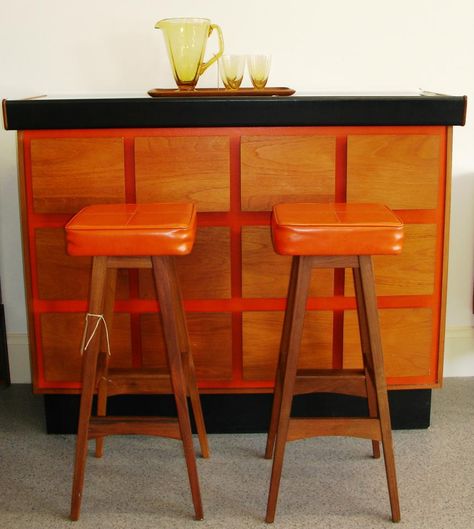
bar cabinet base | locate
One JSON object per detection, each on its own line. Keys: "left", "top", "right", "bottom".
{"left": 44, "top": 390, "right": 431, "bottom": 434}
{"left": 0, "top": 303, "right": 10, "bottom": 388}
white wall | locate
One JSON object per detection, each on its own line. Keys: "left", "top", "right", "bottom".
{"left": 1, "top": 0, "right": 473, "bottom": 381}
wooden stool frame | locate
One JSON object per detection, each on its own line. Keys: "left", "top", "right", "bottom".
{"left": 264, "top": 254, "right": 401, "bottom": 523}
{"left": 70, "top": 254, "right": 209, "bottom": 521}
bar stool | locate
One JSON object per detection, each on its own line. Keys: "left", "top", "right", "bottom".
{"left": 265, "top": 202, "right": 404, "bottom": 523}
{"left": 65, "top": 203, "right": 209, "bottom": 521}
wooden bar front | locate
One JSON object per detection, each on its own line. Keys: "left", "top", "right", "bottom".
{"left": 14, "top": 122, "right": 454, "bottom": 393}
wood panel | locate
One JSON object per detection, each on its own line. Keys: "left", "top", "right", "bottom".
{"left": 35, "top": 228, "right": 129, "bottom": 300}
{"left": 241, "top": 135, "right": 336, "bottom": 211}
{"left": 31, "top": 138, "right": 125, "bottom": 213}
{"left": 36, "top": 228, "right": 91, "bottom": 300}
{"left": 135, "top": 136, "right": 230, "bottom": 211}
{"left": 41, "top": 313, "right": 132, "bottom": 382}
{"left": 242, "top": 227, "right": 333, "bottom": 298}
{"left": 141, "top": 313, "right": 232, "bottom": 380}
{"left": 343, "top": 308, "right": 433, "bottom": 377}
{"left": 345, "top": 224, "right": 437, "bottom": 296}
{"left": 243, "top": 311, "right": 333, "bottom": 380}
{"left": 139, "top": 227, "right": 231, "bottom": 299}
{"left": 347, "top": 134, "right": 440, "bottom": 209}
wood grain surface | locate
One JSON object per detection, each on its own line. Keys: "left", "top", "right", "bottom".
{"left": 347, "top": 134, "right": 440, "bottom": 209}
{"left": 241, "top": 135, "right": 336, "bottom": 211}
{"left": 135, "top": 136, "right": 230, "bottom": 211}
{"left": 31, "top": 138, "right": 125, "bottom": 213}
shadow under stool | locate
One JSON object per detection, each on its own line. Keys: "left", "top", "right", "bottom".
{"left": 265, "top": 202, "right": 404, "bottom": 523}
{"left": 65, "top": 202, "right": 209, "bottom": 521}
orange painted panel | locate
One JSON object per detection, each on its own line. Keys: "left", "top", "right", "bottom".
{"left": 139, "top": 227, "right": 231, "bottom": 299}
{"left": 31, "top": 138, "right": 125, "bottom": 213}
{"left": 242, "top": 311, "right": 333, "bottom": 380}
{"left": 41, "top": 313, "right": 132, "bottom": 382}
{"left": 242, "top": 227, "right": 334, "bottom": 298}
{"left": 135, "top": 136, "right": 230, "bottom": 211}
{"left": 345, "top": 224, "right": 437, "bottom": 296}
{"left": 141, "top": 312, "right": 232, "bottom": 380}
{"left": 241, "top": 135, "right": 336, "bottom": 211}
{"left": 347, "top": 135, "right": 440, "bottom": 209}
{"left": 343, "top": 308, "right": 433, "bottom": 377}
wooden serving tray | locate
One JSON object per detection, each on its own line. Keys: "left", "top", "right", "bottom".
{"left": 148, "top": 87, "right": 295, "bottom": 97}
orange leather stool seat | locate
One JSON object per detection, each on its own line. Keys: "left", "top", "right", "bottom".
{"left": 66, "top": 202, "right": 196, "bottom": 256}
{"left": 65, "top": 202, "right": 208, "bottom": 522}
{"left": 271, "top": 203, "right": 403, "bottom": 256}
{"left": 265, "top": 202, "right": 403, "bottom": 524}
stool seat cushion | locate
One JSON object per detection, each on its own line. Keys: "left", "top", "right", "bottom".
{"left": 66, "top": 203, "right": 197, "bottom": 256}
{"left": 272, "top": 203, "right": 403, "bottom": 256}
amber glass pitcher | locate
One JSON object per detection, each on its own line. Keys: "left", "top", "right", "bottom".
{"left": 155, "top": 17, "right": 224, "bottom": 90}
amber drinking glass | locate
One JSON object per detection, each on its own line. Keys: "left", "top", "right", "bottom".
{"left": 219, "top": 55, "right": 245, "bottom": 89}
{"left": 247, "top": 54, "right": 271, "bottom": 89}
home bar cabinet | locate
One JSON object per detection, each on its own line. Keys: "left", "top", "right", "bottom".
{"left": 3, "top": 92, "right": 467, "bottom": 431}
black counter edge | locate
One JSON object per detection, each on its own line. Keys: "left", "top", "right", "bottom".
{"left": 3, "top": 95, "right": 467, "bottom": 130}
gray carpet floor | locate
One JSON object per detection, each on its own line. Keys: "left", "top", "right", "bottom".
{"left": 1, "top": 379, "right": 473, "bottom": 529}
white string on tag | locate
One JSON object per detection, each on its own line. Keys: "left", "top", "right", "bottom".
{"left": 80, "top": 313, "right": 111, "bottom": 357}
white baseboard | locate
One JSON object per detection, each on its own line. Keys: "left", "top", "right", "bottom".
{"left": 6, "top": 326, "right": 474, "bottom": 383}
{"left": 6, "top": 333, "right": 31, "bottom": 384}
{"left": 443, "top": 326, "right": 474, "bottom": 377}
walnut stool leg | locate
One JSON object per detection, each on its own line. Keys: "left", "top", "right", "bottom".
{"left": 265, "top": 256, "right": 299, "bottom": 460}
{"left": 70, "top": 257, "right": 108, "bottom": 521}
{"left": 352, "top": 267, "right": 381, "bottom": 459}
{"left": 95, "top": 268, "right": 117, "bottom": 458}
{"left": 152, "top": 256, "right": 203, "bottom": 520}
{"left": 94, "top": 354, "right": 108, "bottom": 459}
{"left": 359, "top": 256, "right": 400, "bottom": 522}
{"left": 184, "top": 350, "right": 210, "bottom": 459}
{"left": 169, "top": 257, "right": 209, "bottom": 459}
{"left": 266, "top": 256, "right": 313, "bottom": 523}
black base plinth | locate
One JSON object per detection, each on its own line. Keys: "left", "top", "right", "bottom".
{"left": 0, "top": 302, "right": 10, "bottom": 387}
{"left": 44, "top": 389, "right": 431, "bottom": 434}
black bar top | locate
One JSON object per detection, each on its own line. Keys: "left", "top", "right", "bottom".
{"left": 2, "top": 92, "right": 467, "bottom": 130}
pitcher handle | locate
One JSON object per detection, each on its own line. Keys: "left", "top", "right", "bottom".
{"left": 200, "top": 24, "right": 224, "bottom": 75}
